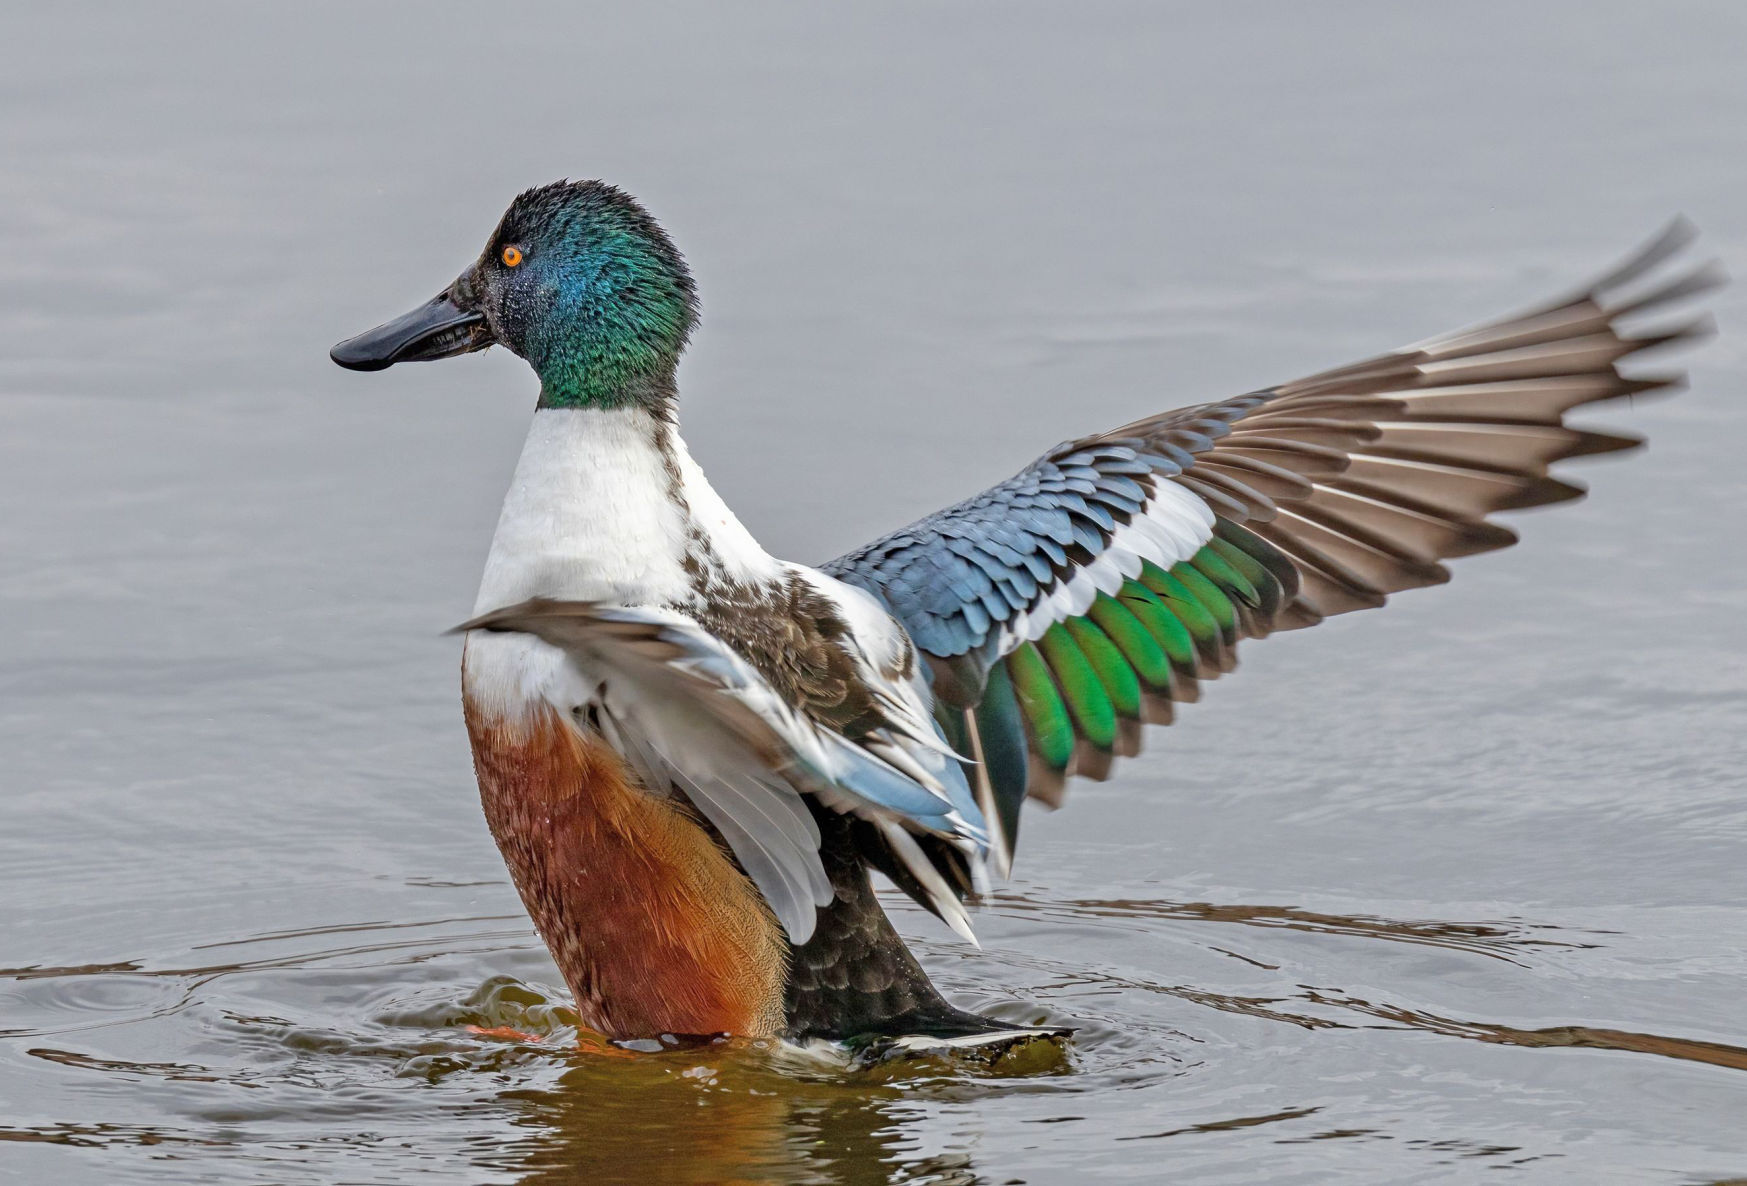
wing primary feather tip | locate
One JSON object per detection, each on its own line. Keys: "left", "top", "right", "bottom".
{"left": 448, "top": 615, "right": 518, "bottom": 637}
{"left": 877, "top": 820, "right": 980, "bottom": 945}
{"left": 947, "top": 907, "right": 982, "bottom": 948}
{"left": 1590, "top": 217, "right": 1703, "bottom": 297}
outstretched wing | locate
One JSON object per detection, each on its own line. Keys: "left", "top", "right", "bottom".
{"left": 824, "top": 222, "right": 1720, "bottom": 873}
{"left": 454, "top": 599, "right": 988, "bottom": 945}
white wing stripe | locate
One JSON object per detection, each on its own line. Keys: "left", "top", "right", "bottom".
{"left": 1005, "top": 482, "right": 1216, "bottom": 648}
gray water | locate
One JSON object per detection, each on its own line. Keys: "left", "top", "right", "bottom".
{"left": 3, "top": 3, "right": 1746, "bottom": 1183}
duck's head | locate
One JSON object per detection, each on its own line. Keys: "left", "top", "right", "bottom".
{"left": 331, "top": 180, "right": 698, "bottom": 407}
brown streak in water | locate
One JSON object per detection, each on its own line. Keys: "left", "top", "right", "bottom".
{"left": 1304, "top": 990, "right": 1747, "bottom": 1073}
{"left": 1207, "top": 945, "right": 1282, "bottom": 971}
{"left": 189, "top": 913, "right": 525, "bottom": 951}
{"left": 26, "top": 1046, "right": 252, "bottom": 1085}
{"left": 1118, "top": 1106, "right": 1322, "bottom": 1142}
{"left": 987, "top": 891, "right": 1604, "bottom": 964}
{"left": 0, "top": 925, "right": 537, "bottom": 983}
{"left": 0, "top": 1123, "right": 230, "bottom": 1149}
{"left": 1024, "top": 959, "right": 1747, "bottom": 1076}
{"left": 0, "top": 960, "right": 145, "bottom": 980}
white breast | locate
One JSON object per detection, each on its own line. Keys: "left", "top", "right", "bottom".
{"left": 472, "top": 406, "right": 696, "bottom": 613}
{"left": 464, "top": 405, "right": 781, "bottom": 722}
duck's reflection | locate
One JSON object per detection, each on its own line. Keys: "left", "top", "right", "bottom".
{"left": 498, "top": 1046, "right": 970, "bottom": 1186}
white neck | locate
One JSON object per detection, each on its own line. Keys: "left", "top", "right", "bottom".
{"left": 472, "top": 405, "right": 778, "bottom": 615}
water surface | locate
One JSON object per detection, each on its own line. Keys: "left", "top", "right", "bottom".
{"left": 3, "top": 3, "right": 1746, "bottom": 1182}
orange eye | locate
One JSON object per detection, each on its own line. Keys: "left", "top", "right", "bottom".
{"left": 501, "top": 245, "right": 523, "bottom": 267}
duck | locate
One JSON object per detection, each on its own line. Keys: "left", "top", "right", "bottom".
{"left": 331, "top": 180, "right": 1715, "bottom": 1046}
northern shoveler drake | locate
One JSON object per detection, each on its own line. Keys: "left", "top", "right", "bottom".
{"left": 331, "top": 181, "right": 1716, "bottom": 1045}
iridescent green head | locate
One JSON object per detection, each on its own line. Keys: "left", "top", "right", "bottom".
{"left": 331, "top": 180, "right": 699, "bottom": 409}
